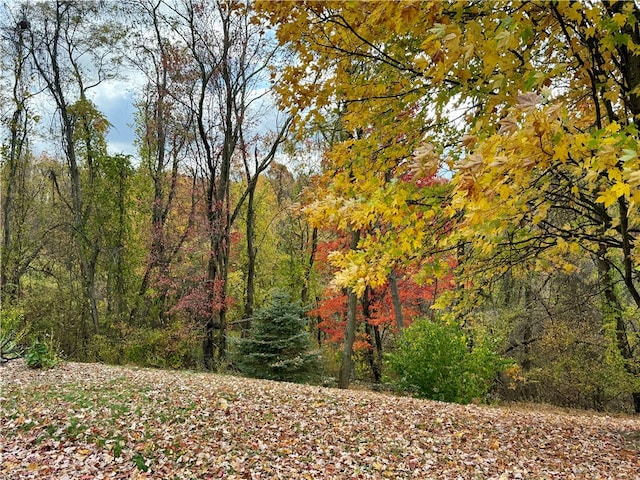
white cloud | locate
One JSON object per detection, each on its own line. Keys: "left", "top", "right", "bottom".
{"left": 89, "top": 79, "right": 139, "bottom": 157}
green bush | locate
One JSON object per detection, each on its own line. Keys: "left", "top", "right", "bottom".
{"left": 123, "top": 321, "right": 203, "bottom": 369}
{"left": 388, "top": 318, "right": 509, "bottom": 404}
{"left": 235, "top": 291, "right": 321, "bottom": 383}
{"left": 85, "top": 319, "right": 203, "bottom": 369}
{"left": 24, "top": 337, "right": 60, "bottom": 369}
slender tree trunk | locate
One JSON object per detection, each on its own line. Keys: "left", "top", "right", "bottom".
{"left": 1, "top": 94, "right": 26, "bottom": 302}
{"left": 301, "top": 226, "right": 318, "bottom": 306}
{"left": 204, "top": 206, "right": 229, "bottom": 369}
{"left": 338, "top": 229, "right": 360, "bottom": 389}
{"left": 242, "top": 183, "right": 257, "bottom": 337}
{"left": 113, "top": 157, "right": 128, "bottom": 319}
{"left": 521, "top": 283, "right": 533, "bottom": 372}
{"left": 302, "top": 227, "right": 321, "bottom": 345}
{"left": 617, "top": 197, "right": 640, "bottom": 310}
{"left": 362, "top": 287, "right": 382, "bottom": 383}
{"left": 339, "top": 288, "right": 358, "bottom": 389}
{"left": 64, "top": 98, "right": 101, "bottom": 337}
{"left": 2, "top": 25, "right": 30, "bottom": 302}
{"left": 85, "top": 268, "right": 100, "bottom": 334}
{"left": 204, "top": 2, "right": 236, "bottom": 370}
{"left": 388, "top": 269, "right": 405, "bottom": 331}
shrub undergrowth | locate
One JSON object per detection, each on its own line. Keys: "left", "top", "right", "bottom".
{"left": 388, "top": 318, "right": 511, "bottom": 404}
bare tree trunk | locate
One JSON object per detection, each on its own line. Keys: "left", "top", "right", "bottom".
{"left": 388, "top": 269, "right": 405, "bottom": 331}
{"left": 242, "top": 182, "right": 257, "bottom": 337}
{"left": 301, "top": 226, "right": 318, "bottom": 306}
{"left": 362, "top": 287, "right": 382, "bottom": 383}
{"left": 616, "top": 197, "right": 640, "bottom": 310}
{"left": 302, "top": 226, "right": 320, "bottom": 345}
{"left": 203, "top": 1, "right": 235, "bottom": 370}
{"left": 1, "top": 23, "right": 29, "bottom": 302}
{"left": 338, "top": 229, "right": 360, "bottom": 389}
{"left": 238, "top": 127, "right": 293, "bottom": 338}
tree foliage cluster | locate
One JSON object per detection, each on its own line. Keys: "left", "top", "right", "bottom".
{"left": 1, "top": 0, "right": 640, "bottom": 412}
{"left": 256, "top": 0, "right": 640, "bottom": 412}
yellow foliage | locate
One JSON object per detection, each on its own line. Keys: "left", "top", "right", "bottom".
{"left": 256, "top": 0, "right": 640, "bottom": 307}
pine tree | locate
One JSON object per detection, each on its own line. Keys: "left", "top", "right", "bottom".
{"left": 236, "top": 292, "right": 320, "bottom": 382}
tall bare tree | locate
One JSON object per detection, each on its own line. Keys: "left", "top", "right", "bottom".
{"left": 0, "top": 5, "right": 35, "bottom": 302}
{"left": 125, "top": 0, "right": 197, "bottom": 326}
{"left": 149, "top": 0, "right": 291, "bottom": 369}
{"left": 24, "top": 0, "right": 123, "bottom": 337}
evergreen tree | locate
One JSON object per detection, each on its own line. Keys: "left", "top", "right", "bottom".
{"left": 236, "top": 292, "right": 320, "bottom": 382}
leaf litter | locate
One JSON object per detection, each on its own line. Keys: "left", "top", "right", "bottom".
{"left": 1, "top": 360, "right": 638, "bottom": 479}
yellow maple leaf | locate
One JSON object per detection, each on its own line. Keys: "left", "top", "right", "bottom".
{"left": 611, "top": 181, "right": 631, "bottom": 199}
{"left": 596, "top": 187, "right": 621, "bottom": 207}
{"left": 553, "top": 141, "right": 569, "bottom": 162}
{"left": 605, "top": 121, "right": 621, "bottom": 133}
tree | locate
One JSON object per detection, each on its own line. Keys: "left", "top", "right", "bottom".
{"left": 228, "top": 169, "right": 296, "bottom": 336}
{"left": 0, "top": 4, "right": 45, "bottom": 305}
{"left": 238, "top": 122, "right": 293, "bottom": 335}
{"left": 259, "top": 1, "right": 640, "bottom": 409}
{"left": 1, "top": 11, "right": 26, "bottom": 300}
{"left": 255, "top": 1, "right": 462, "bottom": 292}
{"left": 312, "top": 231, "right": 454, "bottom": 384}
{"left": 152, "top": 0, "right": 292, "bottom": 369}
{"left": 440, "top": 1, "right": 640, "bottom": 412}
{"left": 235, "top": 291, "right": 320, "bottom": 382}
{"left": 125, "top": 0, "right": 198, "bottom": 328}
{"left": 22, "top": 0, "right": 125, "bottom": 342}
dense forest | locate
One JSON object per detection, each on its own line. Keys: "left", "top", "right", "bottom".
{"left": 1, "top": 0, "right": 639, "bottom": 414}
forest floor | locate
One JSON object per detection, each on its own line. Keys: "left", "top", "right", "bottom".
{"left": 1, "top": 361, "right": 639, "bottom": 480}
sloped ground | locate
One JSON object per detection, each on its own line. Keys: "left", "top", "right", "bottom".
{"left": 1, "top": 360, "right": 638, "bottom": 479}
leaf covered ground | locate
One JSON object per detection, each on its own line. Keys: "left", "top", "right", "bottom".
{"left": 1, "top": 361, "right": 638, "bottom": 479}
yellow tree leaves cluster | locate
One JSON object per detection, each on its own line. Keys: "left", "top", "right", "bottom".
{"left": 257, "top": 0, "right": 456, "bottom": 296}
{"left": 258, "top": 1, "right": 640, "bottom": 406}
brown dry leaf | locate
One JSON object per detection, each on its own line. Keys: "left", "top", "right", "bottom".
{"left": 498, "top": 116, "right": 519, "bottom": 135}
{"left": 516, "top": 92, "right": 543, "bottom": 111}
{"left": 1, "top": 360, "right": 639, "bottom": 479}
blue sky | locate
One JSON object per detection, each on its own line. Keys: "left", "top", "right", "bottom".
{"left": 28, "top": 80, "right": 139, "bottom": 160}
{"left": 89, "top": 79, "right": 138, "bottom": 158}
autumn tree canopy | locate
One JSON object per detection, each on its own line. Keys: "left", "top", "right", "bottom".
{"left": 257, "top": 0, "right": 640, "bottom": 292}
{"left": 257, "top": 0, "right": 640, "bottom": 408}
